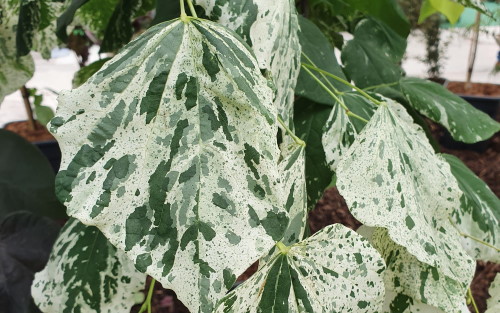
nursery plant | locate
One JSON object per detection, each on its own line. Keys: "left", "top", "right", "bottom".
{"left": 1, "top": 0, "right": 499, "bottom": 312}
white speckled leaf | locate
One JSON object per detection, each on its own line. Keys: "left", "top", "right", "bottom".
{"left": 486, "top": 274, "right": 500, "bottom": 313}
{"left": 49, "top": 19, "right": 287, "bottom": 313}
{"left": 31, "top": 2, "right": 66, "bottom": 59}
{"left": 443, "top": 154, "right": 500, "bottom": 262}
{"left": 214, "top": 224, "right": 386, "bottom": 313}
{"left": 195, "top": 0, "right": 301, "bottom": 126}
{"left": 322, "top": 92, "right": 377, "bottom": 172}
{"left": 373, "top": 228, "right": 473, "bottom": 313}
{"left": 400, "top": 78, "right": 500, "bottom": 143}
{"left": 383, "top": 290, "right": 469, "bottom": 313}
{"left": 337, "top": 100, "right": 475, "bottom": 287}
{"left": 31, "top": 218, "right": 145, "bottom": 313}
{"left": 278, "top": 139, "right": 307, "bottom": 246}
{"left": 0, "top": 1, "right": 34, "bottom": 103}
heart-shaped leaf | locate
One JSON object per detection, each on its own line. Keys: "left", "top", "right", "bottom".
{"left": 341, "top": 19, "right": 405, "bottom": 96}
{"left": 400, "top": 77, "right": 500, "bottom": 143}
{"left": 0, "top": 130, "right": 66, "bottom": 219}
{"left": 0, "top": 212, "right": 60, "bottom": 313}
{"left": 336, "top": 100, "right": 475, "bottom": 289}
{"left": 443, "top": 154, "right": 500, "bottom": 262}
{"left": 49, "top": 18, "right": 287, "bottom": 312}
{"left": 32, "top": 218, "right": 145, "bottom": 313}
{"left": 214, "top": 224, "right": 386, "bottom": 313}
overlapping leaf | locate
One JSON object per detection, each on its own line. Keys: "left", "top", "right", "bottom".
{"left": 373, "top": 228, "right": 472, "bottom": 313}
{"left": 336, "top": 100, "right": 475, "bottom": 289}
{"left": 278, "top": 139, "right": 307, "bottom": 245}
{"left": 296, "top": 16, "right": 349, "bottom": 106}
{"left": 32, "top": 218, "right": 145, "bottom": 313}
{"left": 294, "top": 98, "right": 333, "bottom": 210}
{"left": 443, "top": 154, "right": 500, "bottom": 262}
{"left": 341, "top": 18, "right": 405, "bottom": 97}
{"left": 195, "top": 0, "right": 301, "bottom": 126}
{"left": 50, "top": 19, "right": 287, "bottom": 312}
{"left": 0, "top": 1, "right": 34, "bottom": 104}
{"left": 214, "top": 224, "right": 386, "bottom": 313}
{"left": 322, "top": 92, "right": 377, "bottom": 172}
{"left": 400, "top": 77, "right": 500, "bottom": 143}
{"left": 0, "top": 212, "right": 60, "bottom": 313}
{"left": 486, "top": 274, "right": 500, "bottom": 313}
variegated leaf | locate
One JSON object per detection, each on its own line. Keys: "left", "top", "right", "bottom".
{"left": 336, "top": 100, "right": 475, "bottom": 289}
{"left": 32, "top": 218, "right": 145, "bottom": 313}
{"left": 357, "top": 226, "right": 470, "bottom": 313}
{"left": 50, "top": 18, "right": 287, "bottom": 313}
{"left": 214, "top": 224, "right": 386, "bottom": 313}
{"left": 31, "top": 2, "right": 66, "bottom": 59}
{"left": 0, "top": 1, "right": 34, "bottom": 104}
{"left": 195, "top": 0, "right": 301, "bottom": 126}
{"left": 373, "top": 228, "right": 472, "bottom": 313}
{"left": 383, "top": 290, "right": 469, "bottom": 313}
{"left": 278, "top": 139, "right": 307, "bottom": 245}
{"left": 400, "top": 78, "right": 500, "bottom": 143}
{"left": 322, "top": 92, "right": 377, "bottom": 172}
{"left": 443, "top": 154, "right": 500, "bottom": 262}
{"left": 486, "top": 274, "right": 500, "bottom": 313}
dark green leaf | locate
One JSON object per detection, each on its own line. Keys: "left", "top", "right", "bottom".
{"left": 72, "top": 57, "right": 111, "bottom": 88}
{"left": 341, "top": 18, "right": 405, "bottom": 93}
{"left": 347, "top": 0, "right": 410, "bottom": 37}
{"left": 0, "top": 211, "right": 60, "bottom": 313}
{"left": 151, "top": 0, "right": 180, "bottom": 25}
{"left": 0, "top": 130, "right": 66, "bottom": 219}
{"left": 400, "top": 77, "right": 500, "bottom": 143}
{"left": 296, "top": 16, "right": 349, "bottom": 106}
{"left": 100, "top": 0, "right": 142, "bottom": 53}
{"left": 294, "top": 98, "right": 333, "bottom": 210}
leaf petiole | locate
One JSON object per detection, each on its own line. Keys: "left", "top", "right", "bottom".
{"left": 277, "top": 116, "right": 306, "bottom": 147}
{"left": 301, "top": 65, "right": 369, "bottom": 124}
{"left": 301, "top": 63, "right": 383, "bottom": 106}
{"left": 138, "top": 278, "right": 156, "bottom": 313}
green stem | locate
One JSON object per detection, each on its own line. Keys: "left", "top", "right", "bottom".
{"left": 449, "top": 218, "right": 500, "bottom": 252}
{"left": 301, "top": 63, "right": 383, "bottom": 106}
{"left": 277, "top": 116, "right": 306, "bottom": 147}
{"left": 186, "top": 0, "right": 198, "bottom": 18}
{"left": 301, "top": 65, "right": 369, "bottom": 124}
{"left": 363, "top": 82, "right": 399, "bottom": 91}
{"left": 468, "top": 288, "right": 479, "bottom": 313}
{"left": 180, "top": 0, "right": 188, "bottom": 21}
{"left": 301, "top": 52, "right": 339, "bottom": 94}
{"left": 138, "top": 278, "right": 156, "bottom": 313}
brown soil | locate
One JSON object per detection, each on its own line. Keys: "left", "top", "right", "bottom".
{"left": 3, "top": 120, "right": 55, "bottom": 142}
{"left": 447, "top": 81, "right": 500, "bottom": 97}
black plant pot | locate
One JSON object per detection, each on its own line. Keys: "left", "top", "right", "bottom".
{"left": 34, "top": 140, "right": 61, "bottom": 173}
{"left": 440, "top": 95, "right": 500, "bottom": 152}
